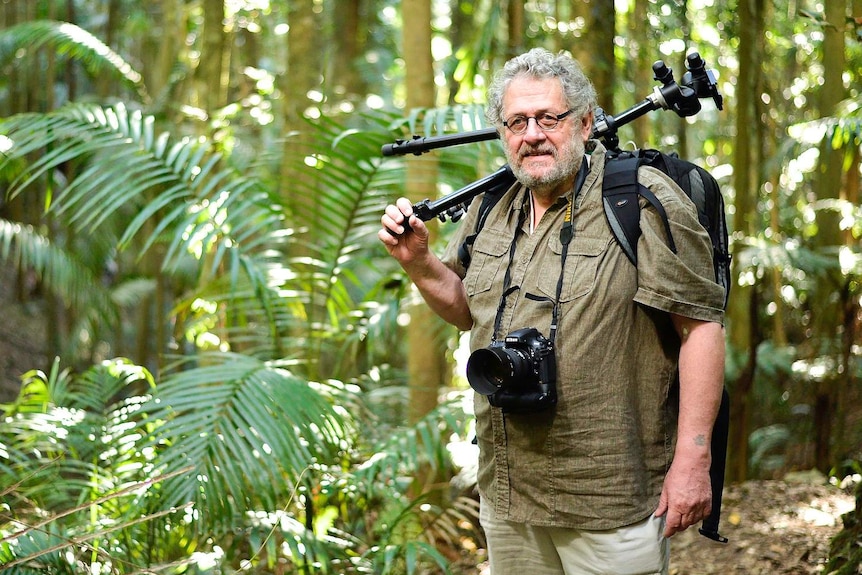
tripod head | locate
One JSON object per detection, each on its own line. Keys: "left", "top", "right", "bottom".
{"left": 592, "top": 51, "right": 722, "bottom": 150}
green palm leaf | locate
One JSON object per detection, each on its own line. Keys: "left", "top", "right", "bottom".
{"left": 0, "top": 20, "right": 149, "bottom": 102}
{"left": 140, "top": 352, "right": 356, "bottom": 530}
{"left": 0, "top": 103, "right": 287, "bottom": 338}
{"left": 0, "top": 218, "right": 118, "bottom": 324}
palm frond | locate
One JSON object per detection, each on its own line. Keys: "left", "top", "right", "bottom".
{"left": 0, "top": 359, "right": 156, "bottom": 510}
{"left": 0, "top": 218, "right": 119, "bottom": 326}
{"left": 140, "top": 353, "right": 357, "bottom": 530}
{"left": 0, "top": 20, "right": 149, "bottom": 102}
{"left": 0, "top": 103, "right": 286, "bottom": 308}
{"left": 353, "top": 397, "right": 470, "bottom": 493}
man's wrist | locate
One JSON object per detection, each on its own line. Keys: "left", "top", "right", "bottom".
{"left": 673, "top": 434, "right": 712, "bottom": 465}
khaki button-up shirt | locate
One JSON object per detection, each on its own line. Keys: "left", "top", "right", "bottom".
{"left": 441, "top": 143, "right": 725, "bottom": 530}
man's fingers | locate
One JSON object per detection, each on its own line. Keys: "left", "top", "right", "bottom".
{"left": 381, "top": 199, "right": 421, "bottom": 236}
{"left": 663, "top": 505, "right": 712, "bottom": 537}
{"left": 395, "top": 197, "right": 414, "bottom": 214}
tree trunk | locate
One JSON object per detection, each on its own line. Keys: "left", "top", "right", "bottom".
{"left": 97, "top": 0, "right": 121, "bottom": 98}
{"left": 402, "top": 0, "right": 444, "bottom": 424}
{"left": 332, "top": 0, "right": 364, "bottom": 99}
{"left": 446, "top": 0, "right": 469, "bottom": 104}
{"left": 811, "top": 0, "right": 848, "bottom": 473}
{"left": 198, "top": 0, "right": 229, "bottom": 112}
{"left": 279, "top": 1, "right": 319, "bottom": 209}
{"left": 726, "top": 0, "right": 765, "bottom": 483}
{"left": 507, "top": 0, "right": 525, "bottom": 58}
{"left": 569, "top": 0, "right": 614, "bottom": 108}
{"left": 627, "top": 0, "right": 653, "bottom": 146}
{"left": 153, "top": 0, "right": 185, "bottom": 103}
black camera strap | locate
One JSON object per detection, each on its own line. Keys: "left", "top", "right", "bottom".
{"left": 491, "top": 160, "right": 588, "bottom": 344}
{"left": 491, "top": 209, "right": 526, "bottom": 341}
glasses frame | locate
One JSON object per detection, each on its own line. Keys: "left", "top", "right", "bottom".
{"left": 502, "top": 109, "right": 575, "bottom": 135}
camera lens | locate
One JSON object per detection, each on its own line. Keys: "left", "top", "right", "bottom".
{"left": 466, "top": 346, "right": 531, "bottom": 395}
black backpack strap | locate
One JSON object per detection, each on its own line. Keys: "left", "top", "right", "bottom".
{"left": 602, "top": 154, "right": 640, "bottom": 264}
{"left": 458, "top": 167, "right": 516, "bottom": 270}
{"left": 700, "top": 387, "right": 730, "bottom": 543}
{"left": 638, "top": 185, "right": 676, "bottom": 253}
{"left": 458, "top": 190, "right": 503, "bottom": 270}
{"left": 602, "top": 153, "right": 676, "bottom": 265}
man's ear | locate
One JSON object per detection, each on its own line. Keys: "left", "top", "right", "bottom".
{"left": 581, "top": 112, "right": 594, "bottom": 140}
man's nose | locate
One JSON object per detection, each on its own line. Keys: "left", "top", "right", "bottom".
{"left": 522, "top": 118, "right": 548, "bottom": 141}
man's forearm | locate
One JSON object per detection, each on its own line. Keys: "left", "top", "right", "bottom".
{"left": 379, "top": 202, "right": 473, "bottom": 331}
{"left": 658, "top": 316, "right": 725, "bottom": 536}
{"left": 672, "top": 316, "right": 725, "bottom": 463}
{"left": 403, "top": 254, "right": 473, "bottom": 331}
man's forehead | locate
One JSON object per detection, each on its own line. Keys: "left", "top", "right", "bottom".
{"left": 503, "top": 76, "right": 565, "bottom": 111}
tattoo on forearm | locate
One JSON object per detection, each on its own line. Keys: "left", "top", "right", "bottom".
{"left": 694, "top": 434, "right": 707, "bottom": 446}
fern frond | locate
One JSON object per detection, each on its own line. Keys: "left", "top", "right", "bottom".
{"left": 0, "top": 218, "right": 116, "bottom": 320}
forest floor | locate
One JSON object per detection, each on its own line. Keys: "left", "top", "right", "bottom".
{"left": 666, "top": 476, "right": 855, "bottom": 575}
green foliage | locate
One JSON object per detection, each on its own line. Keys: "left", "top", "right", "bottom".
{"left": 0, "top": 357, "right": 477, "bottom": 572}
{"left": 0, "top": 218, "right": 120, "bottom": 326}
{"left": 0, "top": 72, "right": 483, "bottom": 575}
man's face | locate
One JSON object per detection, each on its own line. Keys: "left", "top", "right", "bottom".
{"left": 500, "top": 76, "right": 592, "bottom": 198}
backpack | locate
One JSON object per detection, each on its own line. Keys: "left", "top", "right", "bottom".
{"left": 459, "top": 149, "right": 732, "bottom": 543}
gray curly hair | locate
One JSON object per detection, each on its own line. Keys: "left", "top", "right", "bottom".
{"left": 485, "top": 48, "right": 597, "bottom": 128}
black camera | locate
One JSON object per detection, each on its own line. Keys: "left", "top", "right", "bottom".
{"left": 466, "top": 327, "right": 557, "bottom": 413}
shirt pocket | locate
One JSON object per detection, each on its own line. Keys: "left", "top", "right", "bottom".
{"left": 535, "top": 235, "right": 610, "bottom": 302}
{"left": 464, "top": 228, "right": 511, "bottom": 296}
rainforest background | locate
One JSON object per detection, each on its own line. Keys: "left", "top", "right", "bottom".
{"left": 0, "top": 0, "right": 860, "bottom": 573}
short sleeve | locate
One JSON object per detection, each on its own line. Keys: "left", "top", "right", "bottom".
{"left": 632, "top": 166, "right": 726, "bottom": 324}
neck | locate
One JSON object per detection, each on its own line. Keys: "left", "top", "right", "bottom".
{"left": 528, "top": 187, "right": 561, "bottom": 233}
{"left": 528, "top": 156, "right": 590, "bottom": 228}
{"left": 530, "top": 176, "right": 575, "bottom": 209}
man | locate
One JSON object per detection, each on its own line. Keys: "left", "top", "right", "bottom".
{"left": 378, "top": 48, "right": 726, "bottom": 575}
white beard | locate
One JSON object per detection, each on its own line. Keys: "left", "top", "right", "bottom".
{"left": 506, "top": 135, "right": 586, "bottom": 200}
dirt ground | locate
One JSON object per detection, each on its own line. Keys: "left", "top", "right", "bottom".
{"left": 667, "top": 476, "right": 857, "bottom": 575}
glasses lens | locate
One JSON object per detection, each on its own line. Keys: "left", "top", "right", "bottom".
{"left": 537, "top": 113, "right": 560, "bottom": 129}
{"left": 507, "top": 116, "right": 527, "bottom": 133}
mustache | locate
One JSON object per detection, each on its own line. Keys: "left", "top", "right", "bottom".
{"left": 517, "top": 144, "right": 557, "bottom": 159}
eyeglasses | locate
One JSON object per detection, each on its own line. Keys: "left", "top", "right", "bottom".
{"left": 502, "top": 109, "right": 574, "bottom": 135}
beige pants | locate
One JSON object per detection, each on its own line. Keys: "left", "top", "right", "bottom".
{"left": 480, "top": 500, "right": 670, "bottom": 575}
